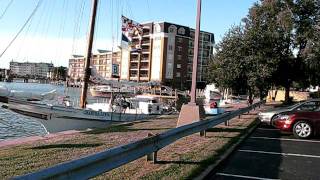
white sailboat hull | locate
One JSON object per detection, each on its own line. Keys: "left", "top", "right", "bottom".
{"left": 8, "top": 99, "right": 152, "bottom": 133}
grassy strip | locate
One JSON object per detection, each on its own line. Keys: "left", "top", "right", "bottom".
{"left": 0, "top": 116, "right": 178, "bottom": 179}
{"left": 140, "top": 120, "right": 258, "bottom": 180}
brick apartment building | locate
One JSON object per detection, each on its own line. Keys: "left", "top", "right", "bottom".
{"left": 120, "top": 21, "right": 214, "bottom": 89}
{"left": 68, "top": 49, "right": 121, "bottom": 81}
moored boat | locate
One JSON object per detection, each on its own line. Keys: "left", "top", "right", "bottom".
{"left": 7, "top": 96, "right": 162, "bottom": 133}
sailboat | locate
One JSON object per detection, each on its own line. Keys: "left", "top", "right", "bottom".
{"left": 6, "top": 0, "right": 163, "bottom": 133}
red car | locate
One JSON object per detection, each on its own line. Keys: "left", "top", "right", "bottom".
{"left": 273, "top": 110, "right": 320, "bottom": 139}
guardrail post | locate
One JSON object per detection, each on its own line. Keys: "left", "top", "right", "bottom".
{"left": 146, "top": 133, "right": 158, "bottom": 163}
{"left": 224, "top": 120, "right": 229, "bottom": 126}
{"left": 200, "top": 130, "right": 206, "bottom": 137}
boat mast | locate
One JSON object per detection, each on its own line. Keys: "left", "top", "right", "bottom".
{"left": 80, "top": 0, "right": 98, "bottom": 108}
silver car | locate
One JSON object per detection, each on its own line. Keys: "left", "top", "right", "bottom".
{"left": 258, "top": 99, "right": 320, "bottom": 125}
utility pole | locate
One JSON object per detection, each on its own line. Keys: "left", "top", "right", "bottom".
{"left": 79, "top": 0, "right": 98, "bottom": 108}
{"left": 177, "top": 0, "right": 202, "bottom": 127}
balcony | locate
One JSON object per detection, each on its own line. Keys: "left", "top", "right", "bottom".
{"left": 141, "top": 59, "right": 149, "bottom": 63}
{"left": 141, "top": 40, "right": 150, "bottom": 45}
{"left": 140, "top": 76, "right": 149, "bottom": 81}
{"left": 140, "top": 66, "right": 149, "bottom": 70}
{"left": 142, "top": 49, "right": 150, "bottom": 54}
{"left": 130, "top": 66, "right": 138, "bottom": 70}
{"left": 131, "top": 58, "right": 139, "bottom": 62}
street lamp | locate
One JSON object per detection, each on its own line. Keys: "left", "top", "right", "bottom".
{"left": 177, "top": 0, "right": 202, "bottom": 127}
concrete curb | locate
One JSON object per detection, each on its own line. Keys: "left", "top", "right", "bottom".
{"left": 194, "top": 120, "right": 260, "bottom": 180}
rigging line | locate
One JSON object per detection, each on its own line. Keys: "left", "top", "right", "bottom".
{"left": 15, "top": 11, "right": 34, "bottom": 60}
{"left": 93, "top": 0, "right": 102, "bottom": 52}
{"left": 75, "top": 0, "right": 87, "bottom": 54}
{"left": 42, "top": 0, "right": 56, "bottom": 43}
{"left": 72, "top": 0, "right": 85, "bottom": 54}
{"left": 0, "top": 0, "right": 43, "bottom": 59}
{"left": 54, "top": 0, "right": 67, "bottom": 61}
{"left": 24, "top": 0, "right": 47, "bottom": 61}
{"left": 111, "top": 0, "right": 114, "bottom": 50}
{"left": 0, "top": 0, "right": 14, "bottom": 21}
{"left": 146, "top": 0, "right": 151, "bottom": 20}
{"left": 116, "top": 0, "right": 119, "bottom": 46}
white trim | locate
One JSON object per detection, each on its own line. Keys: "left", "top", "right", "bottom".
{"left": 250, "top": 136, "right": 320, "bottom": 143}
{"left": 216, "top": 173, "right": 280, "bottom": 180}
{"left": 239, "top": 149, "right": 320, "bottom": 158}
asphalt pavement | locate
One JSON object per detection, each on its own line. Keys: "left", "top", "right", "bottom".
{"left": 206, "top": 124, "right": 320, "bottom": 180}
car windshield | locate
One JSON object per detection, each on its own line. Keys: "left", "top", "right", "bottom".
{"left": 287, "top": 102, "right": 302, "bottom": 110}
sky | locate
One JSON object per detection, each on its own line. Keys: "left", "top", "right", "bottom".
{"left": 0, "top": 0, "right": 257, "bottom": 69}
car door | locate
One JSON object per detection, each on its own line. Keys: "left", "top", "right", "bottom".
{"left": 295, "top": 101, "right": 320, "bottom": 132}
{"left": 312, "top": 102, "right": 320, "bottom": 134}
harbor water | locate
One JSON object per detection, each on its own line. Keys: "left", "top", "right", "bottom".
{"left": 0, "top": 82, "right": 108, "bottom": 141}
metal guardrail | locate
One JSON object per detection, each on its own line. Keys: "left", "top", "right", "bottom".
{"left": 14, "top": 100, "right": 265, "bottom": 180}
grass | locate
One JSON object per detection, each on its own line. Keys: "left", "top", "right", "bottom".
{"left": 0, "top": 116, "right": 178, "bottom": 179}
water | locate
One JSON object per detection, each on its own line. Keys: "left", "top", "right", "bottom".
{"left": 0, "top": 82, "right": 108, "bottom": 141}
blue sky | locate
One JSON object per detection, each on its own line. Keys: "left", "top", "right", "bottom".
{"left": 0, "top": 0, "right": 257, "bottom": 68}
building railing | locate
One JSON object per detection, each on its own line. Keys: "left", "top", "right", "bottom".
{"left": 13, "top": 101, "right": 265, "bottom": 180}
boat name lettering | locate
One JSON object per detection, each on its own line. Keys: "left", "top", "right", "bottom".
{"left": 84, "top": 110, "right": 109, "bottom": 117}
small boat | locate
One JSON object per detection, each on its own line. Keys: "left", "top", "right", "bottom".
{"left": 203, "top": 84, "right": 225, "bottom": 115}
{"left": 7, "top": 95, "right": 163, "bottom": 133}
{"left": 90, "top": 85, "right": 113, "bottom": 97}
{"left": 0, "top": 85, "right": 56, "bottom": 103}
{"left": 89, "top": 85, "right": 132, "bottom": 98}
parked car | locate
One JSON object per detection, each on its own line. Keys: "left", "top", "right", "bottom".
{"left": 258, "top": 99, "right": 320, "bottom": 125}
{"left": 272, "top": 105, "right": 320, "bottom": 139}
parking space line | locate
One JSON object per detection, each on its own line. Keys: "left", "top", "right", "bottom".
{"left": 216, "top": 173, "right": 280, "bottom": 180}
{"left": 239, "top": 149, "right": 320, "bottom": 158}
{"left": 250, "top": 136, "right": 320, "bottom": 143}
{"left": 257, "top": 128, "right": 279, "bottom": 131}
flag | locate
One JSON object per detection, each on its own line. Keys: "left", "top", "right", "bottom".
{"left": 121, "top": 15, "right": 143, "bottom": 43}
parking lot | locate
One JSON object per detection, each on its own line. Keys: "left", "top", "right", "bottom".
{"left": 207, "top": 124, "right": 320, "bottom": 180}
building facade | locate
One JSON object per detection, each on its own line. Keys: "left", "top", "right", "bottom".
{"left": 120, "top": 21, "right": 214, "bottom": 89}
{"left": 9, "top": 61, "right": 54, "bottom": 78}
{"left": 68, "top": 50, "right": 121, "bottom": 81}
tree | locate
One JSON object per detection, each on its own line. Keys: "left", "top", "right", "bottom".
{"left": 208, "top": 26, "right": 250, "bottom": 96}
{"left": 291, "top": 0, "right": 320, "bottom": 86}
{"left": 52, "top": 66, "right": 67, "bottom": 81}
{"left": 208, "top": 0, "right": 320, "bottom": 102}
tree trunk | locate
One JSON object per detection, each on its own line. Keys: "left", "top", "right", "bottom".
{"left": 259, "top": 88, "right": 263, "bottom": 100}
{"left": 248, "top": 88, "right": 253, "bottom": 105}
{"left": 284, "top": 83, "right": 290, "bottom": 103}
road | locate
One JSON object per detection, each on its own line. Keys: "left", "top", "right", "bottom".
{"left": 207, "top": 124, "right": 320, "bottom": 180}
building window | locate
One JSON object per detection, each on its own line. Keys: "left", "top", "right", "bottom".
{"left": 177, "top": 46, "right": 182, "bottom": 52}
{"left": 176, "top": 72, "right": 181, "bottom": 77}
{"left": 177, "top": 55, "right": 182, "bottom": 61}
{"left": 177, "top": 37, "right": 183, "bottom": 43}
{"left": 177, "top": 64, "right": 181, "bottom": 68}
{"left": 169, "top": 45, "right": 173, "bottom": 51}
{"left": 178, "top": 27, "right": 185, "bottom": 35}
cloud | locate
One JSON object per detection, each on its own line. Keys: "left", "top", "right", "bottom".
{"left": 0, "top": 34, "right": 114, "bottom": 68}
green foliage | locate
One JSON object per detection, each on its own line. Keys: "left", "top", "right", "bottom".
{"left": 208, "top": 0, "right": 320, "bottom": 101}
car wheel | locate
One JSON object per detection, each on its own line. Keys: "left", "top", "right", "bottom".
{"left": 293, "top": 121, "right": 312, "bottom": 139}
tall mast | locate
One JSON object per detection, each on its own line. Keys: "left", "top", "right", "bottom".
{"left": 80, "top": 0, "right": 98, "bottom": 108}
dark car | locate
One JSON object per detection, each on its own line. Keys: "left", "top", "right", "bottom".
{"left": 273, "top": 103, "right": 320, "bottom": 139}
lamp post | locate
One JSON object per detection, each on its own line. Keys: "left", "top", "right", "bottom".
{"left": 177, "top": 0, "right": 202, "bottom": 127}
